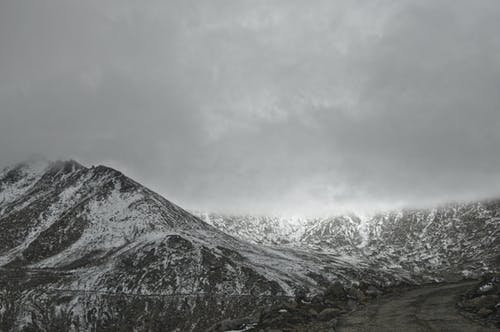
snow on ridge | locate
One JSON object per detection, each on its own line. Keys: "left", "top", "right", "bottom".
{"left": 33, "top": 183, "right": 146, "bottom": 268}
{"left": 1, "top": 177, "right": 89, "bottom": 266}
{"left": 0, "top": 159, "right": 51, "bottom": 208}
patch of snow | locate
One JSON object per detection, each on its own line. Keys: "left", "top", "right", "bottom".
{"left": 479, "top": 283, "right": 494, "bottom": 293}
{"left": 0, "top": 159, "right": 49, "bottom": 210}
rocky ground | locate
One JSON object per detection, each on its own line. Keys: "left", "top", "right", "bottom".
{"left": 458, "top": 274, "right": 500, "bottom": 329}
{"left": 207, "top": 281, "right": 406, "bottom": 332}
{"left": 208, "top": 280, "right": 500, "bottom": 332}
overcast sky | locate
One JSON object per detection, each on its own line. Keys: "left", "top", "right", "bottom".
{"left": 1, "top": 0, "right": 500, "bottom": 215}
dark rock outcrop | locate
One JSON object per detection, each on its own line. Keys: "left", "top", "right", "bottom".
{"left": 458, "top": 274, "right": 500, "bottom": 328}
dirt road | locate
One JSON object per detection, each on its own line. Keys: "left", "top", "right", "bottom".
{"left": 337, "top": 281, "right": 498, "bottom": 332}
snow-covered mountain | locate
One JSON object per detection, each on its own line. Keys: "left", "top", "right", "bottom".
{"left": 2, "top": 159, "right": 498, "bottom": 331}
{"left": 197, "top": 205, "right": 500, "bottom": 280}
{"left": 0, "top": 160, "right": 406, "bottom": 331}
{"left": 362, "top": 205, "right": 500, "bottom": 278}
{"left": 194, "top": 213, "right": 310, "bottom": 245}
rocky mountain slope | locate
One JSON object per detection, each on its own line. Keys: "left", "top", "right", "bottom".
{"left": 0, "top": 160, "right": 406, "bottom": 332}
{"left": 198, "top": 203, "right": 500, "bottom": 281}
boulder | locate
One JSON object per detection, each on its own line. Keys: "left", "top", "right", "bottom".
{"left": 348, "top": 287, "right": 367, "bottom": 302}
{"left": 312, "top": 294, "right": 325, "bottom": 304}
{"left": 326, "top": 318, "right": 339, "bottom": 328}
{"left": 318, "top": 308, "right": 342, "bottom": 321}
{"left": 207, "top": 317, "right": 252, "bottom": 332}
{"left": 365, "top": 285, "right": 382, "bottom": 298}
{"left": 324, "top": 282, "right": 347, "bottom": 300}
{"left": 285, "top": 300, "right": 298, "bottom": 310}
{"left": 346, "top": 299, "right": 358, "bottom": 311}
{"left": 477, "top": 307, "right": 493, "bottom": 317}
{"left": 467, "top": 295, "right": 499, "bottom": 311}
{"left": 478, "top": 283, "right": 495, "bottom": 294}
{"left": 308, "top": 308, "right": 319, "bottom": 318}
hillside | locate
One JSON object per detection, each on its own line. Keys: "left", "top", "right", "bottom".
{"left": 0, "top": 160, "right": 406, "bottom": 331}
{"left": 198, "top": 204, "right": 500, "bottom": 281}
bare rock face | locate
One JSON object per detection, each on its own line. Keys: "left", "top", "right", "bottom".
{"left": 318, "top": 308, "right": 342, "bottom": 322}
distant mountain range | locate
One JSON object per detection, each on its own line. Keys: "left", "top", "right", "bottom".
{"left": 197, "top": 203, "right": 500, "bottom": 281}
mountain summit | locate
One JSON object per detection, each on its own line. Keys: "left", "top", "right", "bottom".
{"left": 1, "top": 160, "right": 402, "bottom": 331}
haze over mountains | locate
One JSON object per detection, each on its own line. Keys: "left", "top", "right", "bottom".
{"left": 3, "top": 1, "right": 500, "bottom": 218}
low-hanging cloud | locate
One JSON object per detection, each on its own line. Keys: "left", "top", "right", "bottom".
{"left": 1, "top": 0, "right": 500, "bottom": 215}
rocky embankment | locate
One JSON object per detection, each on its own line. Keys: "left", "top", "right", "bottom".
{"left": 207, "top": 281, "right": 390, "bottom": 332}
{"left": 209, "top": 278, "right": 500, "bottom": 332}
{"left": 458, "top": 274, "right": 500, "bottom": 329}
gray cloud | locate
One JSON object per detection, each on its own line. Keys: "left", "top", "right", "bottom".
{"left": 1, "top": 0, "right": 500, "bottom": 215}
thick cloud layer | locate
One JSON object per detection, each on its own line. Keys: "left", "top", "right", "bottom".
{"left": 1, "top": 0, "right": 500, "bottom": 215}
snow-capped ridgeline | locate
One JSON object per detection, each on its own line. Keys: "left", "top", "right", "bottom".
{"left": 194, "top": 212, "right": 311, "bottom": 245}
{"left": 195, "top": 213, "right": 371, "bottom": 250}
{"left": 197, "top": 203, "right": 500, "bottom": 278}
{"left": 0, "top": 159, "right": 50, "bottom": 210}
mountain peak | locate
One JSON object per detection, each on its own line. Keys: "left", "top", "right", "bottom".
{"left": 49, "top": 159, "right": 85, "bottom": 171}
{"left": 90, "top": 164, "right": 129, "bottom": 182}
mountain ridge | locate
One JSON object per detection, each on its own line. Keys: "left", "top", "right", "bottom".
{"left": 197, "top": 202, "right": 500, "bottom": 280}
{"left": 1, "top": 159, "right": 412, "bottom": 331}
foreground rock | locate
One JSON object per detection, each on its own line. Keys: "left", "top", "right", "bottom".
{"left": 458, "top": 274, "right": 500, "bottom": 328}
{"left": 207, "top": 281, "right": 388, "bottom": 332}
{"left": 337, "top": 281, "right": 497, "bottom": 332}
